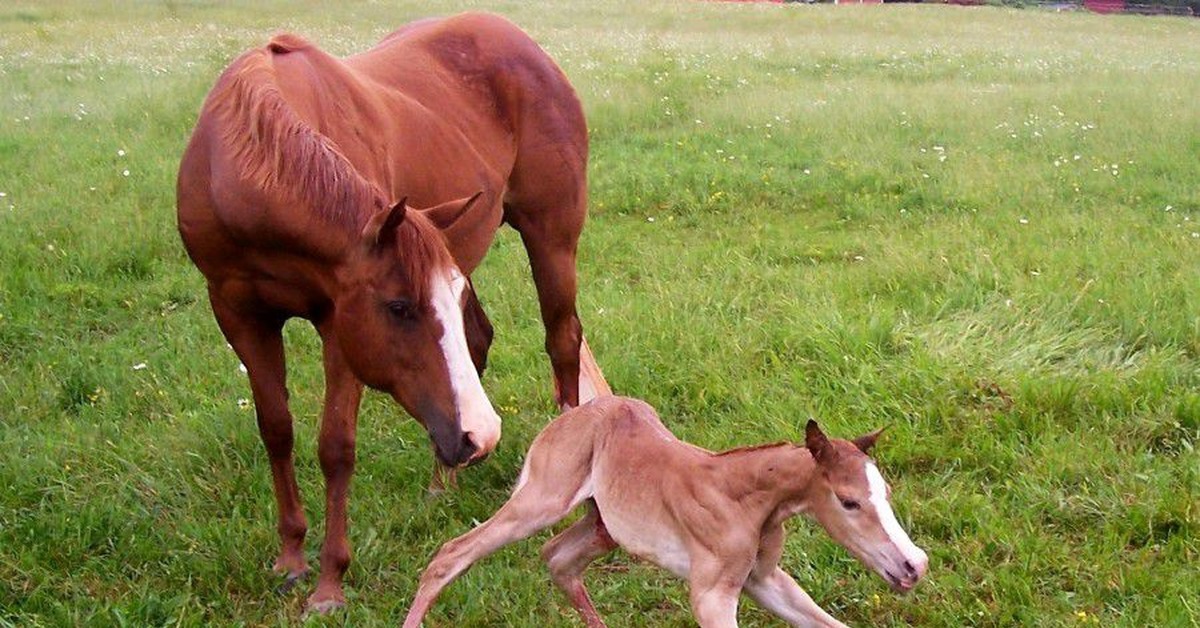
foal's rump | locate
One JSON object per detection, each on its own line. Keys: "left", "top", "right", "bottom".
{"left": 511, "top": 397, "right": 614, "bottom": 498}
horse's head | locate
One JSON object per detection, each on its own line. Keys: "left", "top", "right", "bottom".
{"left": 334, "top": 194, "right": 499, "bottom": 468}
{"left": 803, "top": 420, "right": 929, "bottom": 594}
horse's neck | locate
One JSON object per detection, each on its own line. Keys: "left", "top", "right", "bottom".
{"left": 268, "top": 45, "right": 395, "bottom": 199}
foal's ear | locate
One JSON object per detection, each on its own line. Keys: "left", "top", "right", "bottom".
{"left": 362, "top": 197, "right": 408, "bottom": 249}
{"left": 852, "top": 426, "right": 887, "bottom": 455}
{"left": 420, "top": 191, "right": 483, "bottom": 231}
{"left": 805, "top": 419, "right": 834, "bottom": 463}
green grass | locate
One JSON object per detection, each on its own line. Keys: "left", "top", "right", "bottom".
{"left": 1, "top": 0, "right": 1198, "bottom": 626}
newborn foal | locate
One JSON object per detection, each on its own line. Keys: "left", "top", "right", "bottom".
{"left": 404, "top": 396, "right": 929, "bottom": 627}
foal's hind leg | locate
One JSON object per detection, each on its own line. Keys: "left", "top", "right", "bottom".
{"left": 403, "top": 475, "right": 591, "bottom": 627}
{"left": 209, "top": 285, "right": 309, "bottom": 584}
{"left": 542, "top": 500, "right": 618, "bottom": 628}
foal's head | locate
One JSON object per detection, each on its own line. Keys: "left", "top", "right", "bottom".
{"left": 334, "top": 194, "right": 499, "bottom": 468}
{"left": 803, "top": 420, "right": 929, "bottom": 593}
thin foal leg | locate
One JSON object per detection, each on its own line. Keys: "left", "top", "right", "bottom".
{"left": 542, "top": 501, "right": 617, "bottom": 628}
{"left": 404, "top": 484, "right": 587, "bottom": 628}
{"left": 742, "top": 567, "right": 847, "bottom": 628}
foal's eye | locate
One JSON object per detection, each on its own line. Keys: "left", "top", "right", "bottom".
{"left": 840, "top": 499, "right": 861, "bottom": 511}
{"left": 386, "top": 298, "right": 419, "bottom": 322}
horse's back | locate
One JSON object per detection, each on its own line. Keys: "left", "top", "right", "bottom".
{"left": 350, "top": 13, "right": 588, "bottom": 226}
{"left": 179, "top": 12, "right": 589, "bottom": 284}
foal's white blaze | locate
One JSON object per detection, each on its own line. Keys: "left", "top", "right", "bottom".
{"left": 865, "top": 462, "right": 928, "bottom": 578}
{"left": 430, "top": 266, "right": 501, "bottom": 459}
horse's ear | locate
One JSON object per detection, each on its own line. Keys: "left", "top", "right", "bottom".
{"left": 806, "top": 419, "right": 834, "bottom": 463}
{"left": 419, "top": 191, "right": 483, "bottom": 231}
{"left": 852, "top": 426, "right": 887, "bottom": 454}
{"left": 362, "top": 197, "right": 407, "bottom": 249}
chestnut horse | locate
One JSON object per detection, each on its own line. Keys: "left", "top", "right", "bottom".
{"left": 176, "top": 12, "right": 608, "bottom": 612}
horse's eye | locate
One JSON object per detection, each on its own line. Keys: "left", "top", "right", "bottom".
{"left": 840, "top": 499, "right": 861, "bottom": 511}
{"left": 386, "top": 298, "right": 418, "bottom": 322}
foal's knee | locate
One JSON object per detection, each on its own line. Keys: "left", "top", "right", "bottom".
{"left": 422, "top": 542, "right": 467, "bottom": 585}
{"left": 541, "top": 538, "right": 569, "bottom": 578}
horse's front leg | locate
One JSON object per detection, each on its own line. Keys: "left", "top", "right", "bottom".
{"left": 306, "top": 327, "right": 365, "bottom": 614}
{"left": 688, "top": 552, "right": 754, "bottom": 628}
{"left": 208, "top": 287, "right": 309, "bottom": 584}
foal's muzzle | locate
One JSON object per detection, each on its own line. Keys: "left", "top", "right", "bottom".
{"left": 882, "top": 547, "right": 929, "bottom": 594}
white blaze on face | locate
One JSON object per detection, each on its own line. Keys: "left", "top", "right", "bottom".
{"left": 430, "top": 266, "right": 501, "bottom": 458}
{"left": 865, "top": 462, "right": 928, "bottom": 573}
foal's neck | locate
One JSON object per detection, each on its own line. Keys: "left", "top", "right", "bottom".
{"left": 714, "top": 444, "right": 818, "bottom": 516}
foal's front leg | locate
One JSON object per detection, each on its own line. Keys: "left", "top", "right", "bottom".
{"left": 688, "top": 554, "right": 753, "bottom": 628}
{"left": 306, "top": 327, "right": 365, "bottom": 614}
{"left": 742, "top": 567, "right": 848, "bottom": 628}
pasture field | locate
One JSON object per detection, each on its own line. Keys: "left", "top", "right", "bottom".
{"left": 1, "top": 1, "right": 1198, "bottom": 626}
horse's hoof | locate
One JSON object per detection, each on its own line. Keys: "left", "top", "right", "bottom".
{"left": 275, "top": 573, "right": 305, "bottom": 596}
{"left": 272, "top": 554, "right": 310, "bottom": 579}
{"left": 303, "top": 593, "right": 346, "bottom": 616}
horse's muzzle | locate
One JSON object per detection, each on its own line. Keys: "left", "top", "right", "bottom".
{"left": 432, "top": 430, "right": 478, "bottom": 468}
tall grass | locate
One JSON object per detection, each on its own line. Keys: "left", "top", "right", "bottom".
{"left": 1, "top": 1, "right": 1197, "bottom": 626}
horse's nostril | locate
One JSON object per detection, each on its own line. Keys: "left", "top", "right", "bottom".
{"left": 457, "top": 432, "right": 479, "bottom": 465}
{"left": 903, "top": 560, "right": 916, "bottom": 575}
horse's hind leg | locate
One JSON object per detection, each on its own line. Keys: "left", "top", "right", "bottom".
{"left": 506, "top": 156, "right": 609, "bottom": 409}
{"left": 542, "top": 500, "right": 617, "bottom": 628}
{"left": 209, "top": 284, "right": 309, "bottom": 584}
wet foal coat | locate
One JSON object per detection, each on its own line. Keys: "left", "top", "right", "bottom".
{"left": 177, "top": 13, "right": 607, "bottom": 611}
{"left": 405, "top": 396, "right": 929, "bottom": 627}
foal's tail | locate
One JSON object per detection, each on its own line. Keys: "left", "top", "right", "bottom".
{"left": 578, "top": 334, "right": 612, "bottom": 405}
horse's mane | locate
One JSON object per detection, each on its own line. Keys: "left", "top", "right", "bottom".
{"left": 714, "top": 442, "right": 792, "bottom": 457}
{"left": 208, "top": 42, "right": 379, "bottom": 229}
